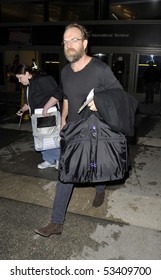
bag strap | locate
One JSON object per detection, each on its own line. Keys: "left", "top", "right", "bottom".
{"left": 26, "top": 85, "right": 31, "bottom": 116}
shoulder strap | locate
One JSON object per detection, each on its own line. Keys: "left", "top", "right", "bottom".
{"left": 26, "top": 85, "right": 31, "bottom": 116}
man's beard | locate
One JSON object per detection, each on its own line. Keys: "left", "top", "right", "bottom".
{"left": 64, "top": 47, "right": 85, "bottom": 63}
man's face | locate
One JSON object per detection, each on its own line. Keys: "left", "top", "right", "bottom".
{"left": 63, "top": 27, "right": 87, "bottom": 63}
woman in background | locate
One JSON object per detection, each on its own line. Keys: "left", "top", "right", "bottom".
{"left": 15, "top": 64, "right": 63, "bottom": 169}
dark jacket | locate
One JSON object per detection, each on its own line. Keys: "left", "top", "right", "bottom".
{"left": 24, "top": 75, "right": 63, "bottom": 115}
{"left": 94, "top": 88, "right": 138, "bottom": 136}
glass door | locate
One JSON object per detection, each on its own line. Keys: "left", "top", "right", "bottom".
{"left": 91, "top": 52, "right": 131, "bottom": 92}
{"left": 111, "top": 53, "right": 131, "bottom": 92}
{"left": 136, "top": 53, "right": 161, "bottom": 103}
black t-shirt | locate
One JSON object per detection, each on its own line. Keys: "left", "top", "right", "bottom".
{"left": 61, "top": 57, "right": 122, "bottom": 122}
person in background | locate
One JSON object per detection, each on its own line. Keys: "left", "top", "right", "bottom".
{"left": 34, "top": 23, "right": 130, "bottom": 237}
{"left": 15, "top": 64, "right": 63, "bottom": 169}
{"left": 142, "top": 60, "right": 160, "bottom": 104}
{"left": 12, "top": 54, "right": 20, "bottom": 91}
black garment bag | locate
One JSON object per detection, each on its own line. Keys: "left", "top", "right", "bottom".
{"left": 58, "top": 114, "right": 128, "bottom": 184}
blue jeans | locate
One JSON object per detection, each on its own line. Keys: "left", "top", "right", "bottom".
{"left": 41, "top": 148, "right": 60, "bottom": 165}
{"left": 51, "top": 181, "right": 106, "bottom": 224}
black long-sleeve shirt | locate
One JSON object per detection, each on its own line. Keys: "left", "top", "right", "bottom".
{"left": 24, "top": 75, "right": 63, "bottom": 115}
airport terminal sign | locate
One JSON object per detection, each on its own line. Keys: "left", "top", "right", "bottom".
{"left": 1, "top": 22, "right": 161, "bottom": 47}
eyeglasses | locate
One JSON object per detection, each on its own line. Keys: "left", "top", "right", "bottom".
{"left": 62, "top": 38, "right": 83, "bottom": 47}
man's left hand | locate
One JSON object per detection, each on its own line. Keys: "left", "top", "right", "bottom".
{"left": 88, "top": 100, "right": 97, "bottom": 111}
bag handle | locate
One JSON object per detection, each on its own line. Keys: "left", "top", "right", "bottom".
{"left": 26, "top": 85, "right": 31, "bottom": 116}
